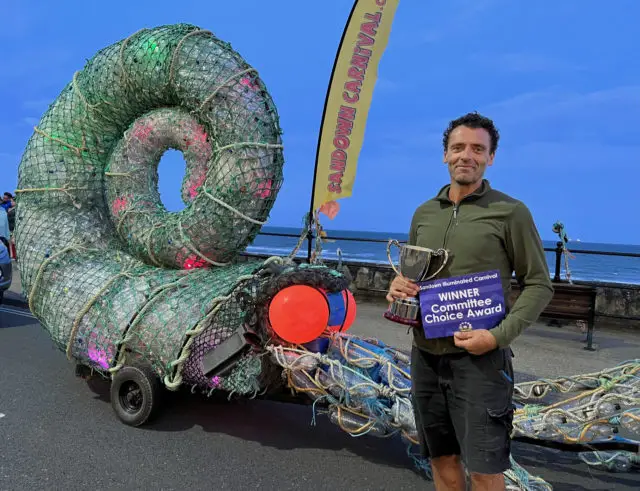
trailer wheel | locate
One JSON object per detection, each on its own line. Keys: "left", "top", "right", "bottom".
{"left": 74, "top": 363, "right": 94, "bottom": 380}
{"left": 110, "top": 365, "right": 161, "bottom": 427}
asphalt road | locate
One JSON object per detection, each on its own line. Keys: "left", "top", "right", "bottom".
{"left": 1, "top": 304, "right": 638, "bottom": 491}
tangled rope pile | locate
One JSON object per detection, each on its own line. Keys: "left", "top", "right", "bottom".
{"left": 513, "top": 360, "right": 640, "bottom": 473}
{"left": 267, "top": 333, "right": 554, "bottom": 490}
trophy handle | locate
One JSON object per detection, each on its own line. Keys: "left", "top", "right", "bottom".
{"left": 423, "top": 249, "right": 449, "bottom": 280}
{"left": 386, "top": 239, "right": 403, "bottom": 277}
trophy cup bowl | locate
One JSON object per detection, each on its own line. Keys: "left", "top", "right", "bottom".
{"left": 383, "top": 239, "right": 449, "bottom": 327}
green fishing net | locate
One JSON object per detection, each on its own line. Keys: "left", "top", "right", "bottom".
{"left": 14, "top": 23, "right": 285, "bottom": 393}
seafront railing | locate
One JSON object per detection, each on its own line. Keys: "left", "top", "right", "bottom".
{"left": 255, "top": 231, "right": 640, "bottom": 283}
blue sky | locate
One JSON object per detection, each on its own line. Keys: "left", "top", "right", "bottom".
{"left": 2, "top": 0, "right": 638, "bottom": 245}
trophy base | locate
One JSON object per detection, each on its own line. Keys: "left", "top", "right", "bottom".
{"left": 383, "top": 297, "right": 422, "bottom": 328}
{"left": 383, "top": 310, "right": 421, "bottom": 327}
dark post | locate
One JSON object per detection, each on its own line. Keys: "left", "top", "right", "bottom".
{"left": 305, "top": 2, "right": 359, "bottom": 264}
{"left": 584, "top": 314, "right": 596, "bottom": 351}
{"left": 306, "top": 228, "right": 314, "bottom": 263}
{"left": 553, "top": 241, "right": 563, "bottom": 282}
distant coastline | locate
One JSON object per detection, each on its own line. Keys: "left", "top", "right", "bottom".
{"left": 258, "top": 225, "right": 640, "bottom": 249}
{"left": 249, "top": 226, "right": 640, "bottom": 285}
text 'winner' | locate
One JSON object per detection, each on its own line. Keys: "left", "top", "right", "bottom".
{"left": 417, "top": 270, "right": 506, "bottom": 339}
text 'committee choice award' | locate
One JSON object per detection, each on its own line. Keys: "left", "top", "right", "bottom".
{"left": 418, "top": 270, "right": 506, "bottom": 339}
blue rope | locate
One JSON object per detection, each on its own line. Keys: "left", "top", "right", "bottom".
{"left": 405, "top": 444, "right": 432, "bottom": 479}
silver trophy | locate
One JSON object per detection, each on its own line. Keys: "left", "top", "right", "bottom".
{"left": 384, "top": 239, "right": 449, "bottom": 326}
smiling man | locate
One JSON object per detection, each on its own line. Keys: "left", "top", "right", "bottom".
{"left": 387, "top": 112, "right": 553, "bottom": 490}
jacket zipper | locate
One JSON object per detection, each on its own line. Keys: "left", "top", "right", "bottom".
{"left": 442, "top": 204, "right": 459, "bottom": 249}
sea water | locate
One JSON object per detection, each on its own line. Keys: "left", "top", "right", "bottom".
{"left": 246, "top": 227, "right": 640, "bottom": 285}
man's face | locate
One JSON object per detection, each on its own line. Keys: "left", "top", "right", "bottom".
{"left": 443, "top": 125, "right": 495, "bottom": 185}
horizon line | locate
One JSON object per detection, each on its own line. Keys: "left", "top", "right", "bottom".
{"left": 259, "top": 225, "right": 639, "bottom": 247}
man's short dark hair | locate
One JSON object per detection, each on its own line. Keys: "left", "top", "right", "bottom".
{"left": 442, "top": 112, "right": 500, "bottom": 154}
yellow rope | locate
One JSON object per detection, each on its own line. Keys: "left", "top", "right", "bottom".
{"left": 333, "top": 406, "right": 376, "bottom": 436}
{"left": 118, "top": 28, "right": 148, "bottom": 89}
{"left": 72, "top": 70, "right": 108, "bottom": 115}
{"left": 14, "top": 186, "right": 88, "bottom": 193}
{"left": 168, "top": 29, "right": 213, "bottom": 88}
{"left": 65, "top": 270, "right": 135, "bottom": 359}
{"left": 202, "top": 190, "right": 266, "bottom": 226}
{"left": 115, "top": 208, "right": 147, "bottom": 236}
{"left": 14, "top": 184, "right": 88, "bottom": 209}
{"left": 143, "top": 221, "right": 167, "bottom": 268}
{"left": 215, "top": 142, "right": 283, "bottom": 153}
{"left": 108, "top": 276, "right": 189, "bottom": 375}
{"left": 28, "top": 244, "right": 85, "bottom": 314}
{"left": 33, "top": 126, "right": 87, "bottom": 157}
{"left": 177, "top": 216, "right": 230, "bottom": 267}
{"left": 196, "top": 67, "right": 257, "bottom": 113}
{"left": 515, "top": 373, "right": 634, "bottom": 416}
{"left": 163, "top": 272, "right": 259, "bottom": 390}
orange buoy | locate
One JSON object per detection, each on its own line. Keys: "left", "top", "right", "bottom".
{"left": 326, "top": 289, "right": 357, "bottom": 333}
{"left": 268, "top": 285, "right": 329, "bottom": 344}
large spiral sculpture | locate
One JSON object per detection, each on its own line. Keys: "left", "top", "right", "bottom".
{"left": 14, "top": 23, "right": 296, "bottom": 394}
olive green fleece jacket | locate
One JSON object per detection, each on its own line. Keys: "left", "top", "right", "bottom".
{"left": 407, "top": 179, "right": 553, "bottom": 355}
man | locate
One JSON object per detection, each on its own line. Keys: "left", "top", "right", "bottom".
{"left": 1, "top": 192, "right": 15, "bottom": 212}
{"left": 386, "top": 112, "right": 553, "bottom": 491}
{"left": 2, "top": 192, "right": 15, "bottom": 233}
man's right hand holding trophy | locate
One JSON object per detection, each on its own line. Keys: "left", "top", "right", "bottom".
{"left": 385, "top": 275, "right": 420, "bottom": 303}
{"left": 383, "top": 239, "right": 449, "bottom": 327}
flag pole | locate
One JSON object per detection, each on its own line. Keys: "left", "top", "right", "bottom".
{"left": 307, "top": 0, "right": 360, "bottom": 263}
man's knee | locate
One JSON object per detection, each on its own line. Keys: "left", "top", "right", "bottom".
{"left": 469, "top": 471, "right": 505, "bottom": 491}
{"left": 431, "top": 454, "right": 460, "bottom": 467}
{"left": 430, "top": 455, "right": 465, "bottom": 489}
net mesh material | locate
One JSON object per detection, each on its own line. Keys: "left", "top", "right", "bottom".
{"left": 14, "top": 23, "right": 286, "bottom": 394}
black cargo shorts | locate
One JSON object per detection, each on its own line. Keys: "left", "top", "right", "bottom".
{"left": 410, "top": 344, "right": 515, "bottom": 475}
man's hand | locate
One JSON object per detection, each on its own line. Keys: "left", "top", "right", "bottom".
{"left": 453, "top": 329, "right": 498, "bottom": 355}
{"left": 386, "top": 275, "right": 420, "bottom": 304}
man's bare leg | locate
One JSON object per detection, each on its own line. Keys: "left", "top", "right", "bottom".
{"left": 430, "top": 455, "right": 466, "bottom": 491}
{"left": 470, "top": 472, "right": 505, "bottom": 491}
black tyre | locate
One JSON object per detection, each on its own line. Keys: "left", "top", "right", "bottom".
{"left": 110, "top": 364, "right": 162, "bottom": 427}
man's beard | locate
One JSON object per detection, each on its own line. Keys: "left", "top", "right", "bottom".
{"left": 450, "top": 165, "right": 481, "bottom": 185}
{"left": 454, "top": 174, "right": 479, "bottom": 185}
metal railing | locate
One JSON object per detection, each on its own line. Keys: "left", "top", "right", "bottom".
{"left": 545, "top": 241, "right": 640, "bottom": 282}
{"left": 256, "top": 231, "right": 640, "bottom": 283}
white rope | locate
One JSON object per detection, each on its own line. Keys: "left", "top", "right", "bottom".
{"left": 202, "top": 190, "right": 266, "bottom": 225}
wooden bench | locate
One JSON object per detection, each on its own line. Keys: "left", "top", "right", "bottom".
{"left": 508, "top": 279, "right": 597, "bottom": 351}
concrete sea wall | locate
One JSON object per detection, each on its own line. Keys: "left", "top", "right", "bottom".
{"left": 236, "top": 253, "right": 640, "bottom": 331}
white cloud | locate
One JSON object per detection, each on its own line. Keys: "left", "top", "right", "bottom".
{"left": 474, "top": 85, "right": 640, "bottom": 146}
{"left": 482, "top": 85, "right": 640, "bottom": 118}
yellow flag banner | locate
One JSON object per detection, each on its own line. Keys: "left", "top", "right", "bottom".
{"left": 311, "top": 0, "right": 399, "bottom": 218}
